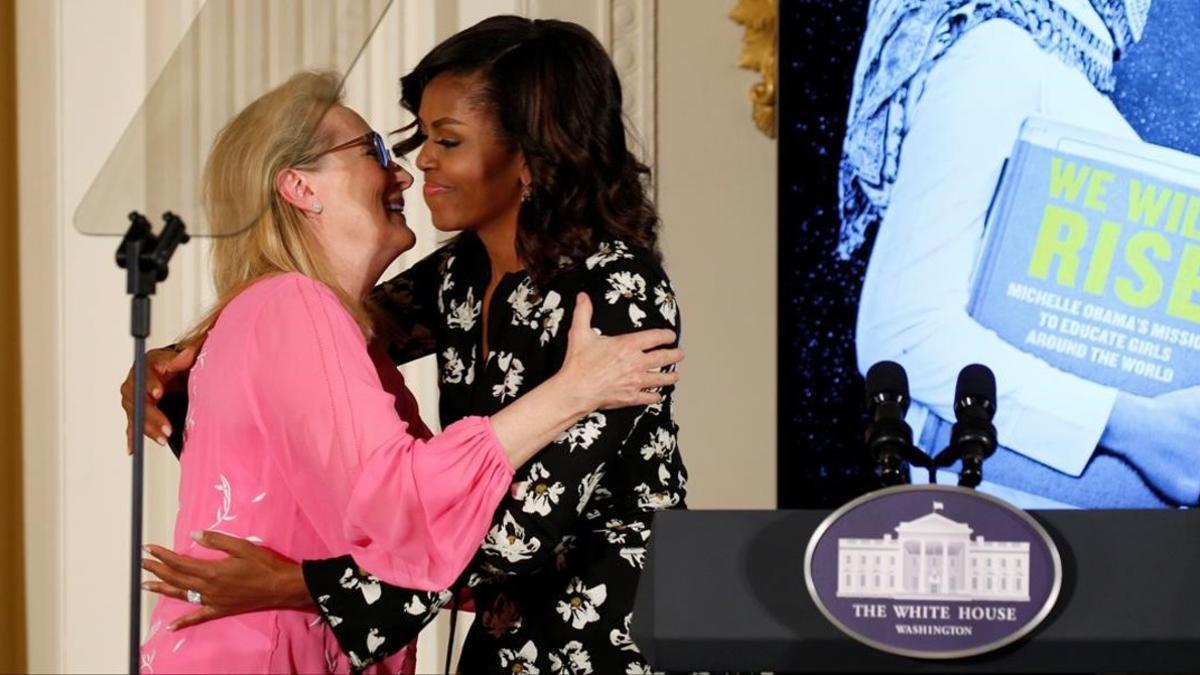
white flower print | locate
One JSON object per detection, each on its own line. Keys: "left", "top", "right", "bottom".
{"left": 483, "top": 511, "right": 542, "bottom": 562}
{"left": 554, "top": 412, "right": 607, "bottom": 452}
{"left": 482, "top": 592, "right": 523, "bottom": 638}
{"left": 403, "top": 595, "right": 428, "bottom": 616}
{"left": 492, "top": 352, "right": 526, "bottom": 402}
{"left": 447, "top": 287, "right": 482, "bottom": 332}
{"left": 348, "top": 651, "right": 366, "bottom": 670}
{"left": 365, "top": 628, "right": 385, "bottom": 654}
{"left": 556, "top": 578, "right": 607, "bottom": 629}
{"left": 602, "top": 518, "right": 647, "bottom": 545}
{"left": 638, "top": 428, "right": 676, "bottom": 463}
{"left": 316, "top": 594, "right": 343, "bottom": 627}
{"left": 140, "top": 649, "right": 155, "bottom": 674}
{"left": 628, "top": 303, "right": 647, "bottom": 327}
{"left": 498, "top": 640, "right": 540, "bottom": 675}
{"left": 359, "top": 578, "right": 381, "bottom": 605}
{"left": 441, "top": 346, "right": 466, "bottom": 384}
{"left": 634, "top": 482, "right": 681, "bottom": 510}
{"left": 586, "top": 240, "right": 632, "bottom": 269}
{"left": 514, "top": 462, "right": 566, "bottom": 517}
{"left": 208, "top": 474, "right": 236, "bottom": 530}
{"left": 548, "top": 641, "right": 594, "bottom": 675}
{"left": 538, "top": 291, "right": 565, "bottom": 345}
{"left": 337, "top": 567, "right": 382, "bottom": 605}
{"left": 604, "top": 271, "right": 647, "bottom": 305}
{"left": 625, "top": 662, "right": 654, "bottom": 675}
{"left": 200, "top": 477, "right": 266, "bottom": 541}
{"left": 508, "top": 279, "right": 542, "bottom": 329}
{"left": 610, "top": 520, "right": 649, "bottom": 568}
{"left": 465, "top": 345, "right": 477, "bottom": 386}
{"left": 653, "top": 282, "right": 678, "bottom": 326}
{"left": 404, "top": 590, "right": 450, "bottom": 617}
{"left": 437, "top": 256, "right": 456, "bottom": 313}
{"left": 657, "top": 464, "right": 672, "bottom": 486}
{"left": 629, "top": 401, "right": 663, "bottom": 434}
{"left": 610, "top": 614, "right": 638, "bottom": 652}
{"left": 619, "top": 546, "right": 647, "bottom": 568}
{"left": 576, "top": 463, "right": 607, "bottom": 514}
{"left": 182, "top": 344, "right": 207, "bottom": 443}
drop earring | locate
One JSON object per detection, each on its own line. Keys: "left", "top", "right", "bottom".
{"left": 520, "top": 185, "right": 532, "bottom": 203}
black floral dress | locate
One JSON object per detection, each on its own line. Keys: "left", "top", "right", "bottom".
{"left": 302, "top": 232, "right": 687, "bottom": 674}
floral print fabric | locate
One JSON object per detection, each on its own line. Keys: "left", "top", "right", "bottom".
{"left": 305, "top": 234, "right": 687, "bottom": 674}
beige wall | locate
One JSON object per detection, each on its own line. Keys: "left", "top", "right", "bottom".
{"left": 19, "top": 1, "right": 777, "bottom": 671}
{"left": 658, "top": 0, "right": 777, "bottom": 508}
{"left": 18, "top": 0, "right": 64, "bottom": 670}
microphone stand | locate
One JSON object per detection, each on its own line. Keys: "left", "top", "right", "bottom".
{"left": 868, "top": 425, "right": 931, "bottom": 482}
{"left": 933, "top": 417, "right": 997, "bottom": 489}
{"left": 116, "top": 211, "right": 189, "bottom": 675}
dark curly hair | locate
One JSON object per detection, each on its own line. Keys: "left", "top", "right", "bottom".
{"left": 393, "top": 15, "right": 661, "bottom": 286}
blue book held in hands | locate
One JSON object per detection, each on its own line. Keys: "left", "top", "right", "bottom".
{"left": 971, "top": 117, "right": 1200, "bottom": 397}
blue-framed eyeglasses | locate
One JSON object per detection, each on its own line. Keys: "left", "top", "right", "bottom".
{"left": 315, "top": 131, "right": 393, "bottom": 169}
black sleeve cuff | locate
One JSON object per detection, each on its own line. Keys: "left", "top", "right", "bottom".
{"left": 303, "top": 556, "right": 449, "bottom": 670}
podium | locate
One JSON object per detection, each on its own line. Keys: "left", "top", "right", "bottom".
{"left": 631, "top": 509, "right": 1200, "bottom": 672}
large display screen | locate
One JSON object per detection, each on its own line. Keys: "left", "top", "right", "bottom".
{"left": 779, "top": 0, "right": 1200, "bottom": 509}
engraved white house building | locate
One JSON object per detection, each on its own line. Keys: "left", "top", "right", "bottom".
{"left": 836, "top": 504, "right": 1030, "bottom": 602}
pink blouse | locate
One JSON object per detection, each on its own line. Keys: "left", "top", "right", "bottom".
{"left": 140, "top": 273, "right": 514, "bottom": 674}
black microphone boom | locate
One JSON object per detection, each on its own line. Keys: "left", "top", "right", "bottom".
{"left": 946, "top": 363, "right": 999, "bottom": 488}
{"left": 864, "top": 361, "right": 915, "bottom": 486}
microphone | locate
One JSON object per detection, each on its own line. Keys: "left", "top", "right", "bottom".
{"left": 947, "top": 364, "right": 998, "bottom": 488}
{"left": 864, "top": 361, "right": 915, "bottom": 486}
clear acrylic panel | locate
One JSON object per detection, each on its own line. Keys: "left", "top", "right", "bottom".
{"left": 73, "top": 0, "right": 393, "bottom": 237}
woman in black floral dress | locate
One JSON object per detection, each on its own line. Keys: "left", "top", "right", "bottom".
{"left": 135, "top": 15, "right": 686, "bottom": 675}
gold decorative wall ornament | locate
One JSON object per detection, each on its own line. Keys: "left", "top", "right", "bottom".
{"left": 730, "top": 0, "right": 777, "bottom": 138}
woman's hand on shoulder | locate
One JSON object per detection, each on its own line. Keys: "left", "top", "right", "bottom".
{"left": 558, "top": 292, "right": 683, "bottom": 410}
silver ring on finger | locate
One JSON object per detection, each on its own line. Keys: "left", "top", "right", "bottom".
{"left": 186, "top": 589, "right": 203, "bottom": 605}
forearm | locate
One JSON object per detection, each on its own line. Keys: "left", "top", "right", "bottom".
{"left": 490, "top": 373, "right": 591, "bottom": 470}
{"left": 277, "top": 560, "right": 316, "bottom": 610}
{"left": 1099, "top": 391, "right": 1154, "bottom": 459}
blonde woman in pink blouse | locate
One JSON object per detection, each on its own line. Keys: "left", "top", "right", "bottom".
{"left": 135, "top": 71, "right": 681, "bottom": 674}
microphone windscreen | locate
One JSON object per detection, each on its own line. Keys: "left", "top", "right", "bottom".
{"left": 954, "top": 363, "right": 996, "bottom": 419}
{"left": 865, "top": 360, "right": 909, "bottom": 414}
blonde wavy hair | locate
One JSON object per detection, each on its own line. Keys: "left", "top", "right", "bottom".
{"left": 177, "top": 70, "right": 374, "bottom": 349}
